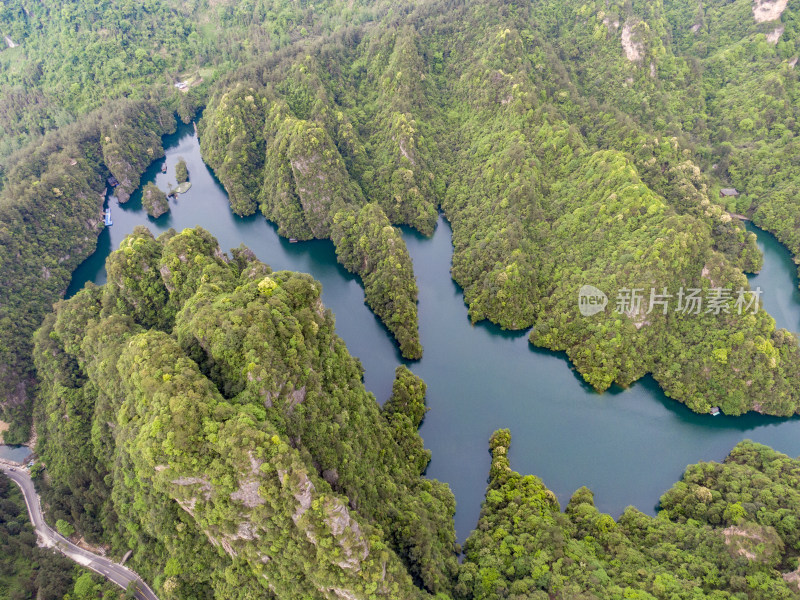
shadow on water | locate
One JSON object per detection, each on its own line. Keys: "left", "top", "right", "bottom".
{"left": 65, "top": 121, "right": 800, "bottom": 545}
{"left": 746, "top": 220, "right": 800, "bottom": 334}
{"left": 66, "top": 120, "right": 404, "bottom": 401}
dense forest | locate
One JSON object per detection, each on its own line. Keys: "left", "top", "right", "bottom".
{"left": 3, "top": 0, "right": 800, "bottom": 597}
{"left": 0, "top": 0, "right": 398, "bottom": 167}
{"left": 0, "top": 100, "right": 174, "bottom": 442}
{"left": 0, "top": 474, "right": 76, "bottom": 599}
{"left": 28, "top": 226, "right": 800, "bottom": 599}
{"left": 193, "top": 0, "right": 800, "bottom": 415}
{"left": 458, "top": 433, "right": 800, "bottom": 600}
{"left": 32, "top": 227, "right": 457, "bottom": 599}
{"left": 2, "top": 0, "right": 800, "bottom": 434}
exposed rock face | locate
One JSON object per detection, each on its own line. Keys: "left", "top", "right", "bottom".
{"left": 230, "top": 480, "right": 264, "bottom": 508}
{"left": 603, "top": 16, "right": 620, "bottom": 32}
{"left": 784, "top": 565, "right": 800, "bottom": 590}
{"left": 752, "top": 0, "right": 789, "bottom": 23}
{"left": 766, "top": 25, "right": 785, "bottom": 44}
{"left": 142, "top": 183, "right": 169, "bottom": 218}
{"left": 722, "top": 523, "right": 783, "bottom": 563}
{"left": 621, "top": 22, "right": 644, "bottom": 62}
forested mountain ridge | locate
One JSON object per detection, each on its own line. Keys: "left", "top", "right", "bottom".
{"left": 0, "top": 0, "right": 400, "bottom": 168}
{"left": 0, "top": 100, "right": 174, "bottom": 443}
{"left": 3, "top": 0, "right": 800, "bottom": 598}
{"left": 32, "top": 225, "right": 800, "bottom": 600}
{"left": 32, "top": 226, "right": 457, "bottom": 599}
{"left": 533, "top": 0, "right": 800, "bottom": 267}
{"left": 195, "top": 0, "right": 800, "bottom": 415}
{"left": 458, "top": 432, "right": 800, "bottom": 600}
{"left": 199, "top": 82, "right": 424, "bottom": 358}
{"left": 1, "top": 0, "right": 798, "bottom": 437}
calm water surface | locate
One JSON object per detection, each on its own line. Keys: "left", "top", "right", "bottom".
{"left": 67, "top": 122, "right": 800, "bottom": 543}
{"left": 0, "top": 444, "right": 32, "bottom": 463}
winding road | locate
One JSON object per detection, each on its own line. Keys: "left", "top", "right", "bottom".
{"left": 0, "top": 463, "right": 159, "bottom": 600}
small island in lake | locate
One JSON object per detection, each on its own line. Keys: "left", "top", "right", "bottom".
{"left": 175, "top": 157, "right": 188, "bottom": 183}
{"left": 141, "top": 182, "right": 169, "bottom": 218}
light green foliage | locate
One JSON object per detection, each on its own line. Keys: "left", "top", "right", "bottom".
{"left": 457, "top": 433, "right": 800, "bottom": 600}
{"left": 660, "top": 442, "right": 800, "bottom": 555}
{"left": 71, "top": 572, "right": 100, "bottom": 600}
{"left": 33, "top": 227, "right": 457, "bottom": 598}
{"left": 141, "top": 182, "right": 169, "bottom": 218}
{"left": 55, "top": 519, "right": 75, "bottom": 538}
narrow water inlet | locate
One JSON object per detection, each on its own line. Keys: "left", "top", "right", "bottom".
{"left": 65, "top": 121, "right": 800, "bottom": 544}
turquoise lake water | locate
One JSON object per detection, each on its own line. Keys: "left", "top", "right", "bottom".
{"left": 65, "top": 121, "right": 800, "bottom": 542}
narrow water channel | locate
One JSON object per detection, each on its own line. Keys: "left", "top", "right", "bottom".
{"left": 65, "top": 121, "right": 800, "bottom": 543}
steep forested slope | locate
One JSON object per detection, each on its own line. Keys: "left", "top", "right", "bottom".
{"left": 1, "top": 0, "right": 797, "bottom": 430}
{"left": 31, "top": 228, "right": 800, "bottom": 600}
{"left": 197, "top": 0, "right": 800, "bottom": 415}
{"left": 458, "top": 433, "right": 800, "bottom": 600}
{"left": 0, "top": 474, "right": 77, "bottom": 600}
{"left": 0, "top": 0, "right": 400, "bottom": 167}
{"left": 32, "top": 226, "right": 457, "bottom": 599}
{"left": 2, "top": 0, "right": 800, "bottom": 597}
{"left": 529, "top": 0, "right": 800, "bottom": 278}
{"left": 0, "top": 100, "right": 174, "bottom": 442}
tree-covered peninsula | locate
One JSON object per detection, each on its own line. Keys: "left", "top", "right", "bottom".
{"left": 459, "top": 432, "right": 800, "bottom": 600}
{"left": 32, "top": 226, "right": 457, "bottom": 599}
{"left": 30, "top": 225, "right": 800, "bottom": 600}
{"left": 194, "top": 0, "right": 800, "bottom": 416}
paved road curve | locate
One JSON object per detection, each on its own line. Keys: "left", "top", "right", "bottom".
{"left": 0, "top": 464, "right": 160, "bottom": 600}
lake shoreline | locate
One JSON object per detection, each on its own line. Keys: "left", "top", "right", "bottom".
{"left": 64, "top": 120, "right": 800, "bottom": 544}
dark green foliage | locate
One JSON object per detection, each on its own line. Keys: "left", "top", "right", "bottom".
{"left": 384, "top": 365, "right": 428, "bottom": 428}
{"left": 0, "top": 100, "right": 173, "bottom": 441}
{"left": 660, "top": 441, "right": 800, "bottom": 556}
{"left": 175, "top": 158, "right": 188, "bottom": 184}
{"left": 101, "top": 105, "right": 173, "bottom": 203}
{"left": 33, "top": 227, "right": 457, "bottom": 599}
{"left": 457, "top": 433, "right": 800, "bottom": 600}
{"left": 141, "top": 182, "right": 169, "bottom": 218}
{"left": 197, "top": 86, "right": 270, "bottom": 216}
{"left": 331, "top": 204, "right": 423, "bottom": 359}
{"left": 193, "top": 0, "right": 800, "bottom": 413}
{"left": 0, "top": 474, "right": 76, "bottom": 600}
{"left": 202, "top": 89, "right": 424, "bottom": 358}
{"left": 0, "top": 0, "right": 393, "bottom": 168}
{"left": 6, "top": 0, "right": 800, "bottom": 594}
